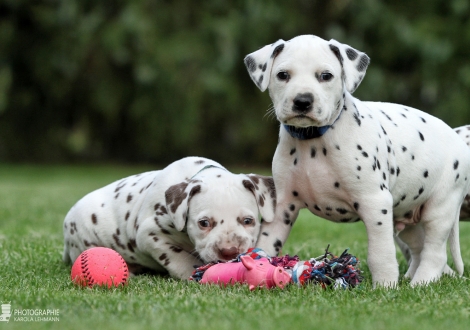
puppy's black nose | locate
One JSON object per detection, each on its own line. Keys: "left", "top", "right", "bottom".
{"left": 293, "top": 93, "right": 313, "bottom": 113}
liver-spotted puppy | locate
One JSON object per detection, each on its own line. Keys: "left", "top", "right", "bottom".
{"left": 63, "top": 157, "right": 275, "bottom": 280}
{"left": 244, "top": 35, "right": 470, "bottom": 287}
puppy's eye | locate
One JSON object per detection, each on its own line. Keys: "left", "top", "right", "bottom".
{"left": 242, "top": 217, "right": 254, "bottom": 226}
{"left": 198, "top": 219, "right": 211, "bottom": 229}
{"left": 319, "top": 72, "right": 333, "bottom": 82}
{"left": 277, "top": 71, "right": 290, "bottom": 81}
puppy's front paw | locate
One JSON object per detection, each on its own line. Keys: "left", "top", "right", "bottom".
{"left": 373, "top": 279, "right": 398, "bottom": 289}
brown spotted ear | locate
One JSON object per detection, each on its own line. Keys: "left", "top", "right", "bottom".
{"left": 242, "top": 174, "right": 276, "bottom": 223}
{"left": 328, "top": 39, "right": 370, "bottom": 94}
{"left": 244, "top": 39, "right": 285, "bottom": 92}
{"left": 164, "top": 181, "right": 202, "bottom": 231}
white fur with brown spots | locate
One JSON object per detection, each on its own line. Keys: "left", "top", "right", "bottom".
{"left": 63, "top": 157, "right": 275, "bottom": 280}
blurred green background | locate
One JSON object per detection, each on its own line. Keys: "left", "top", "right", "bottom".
{"left": 1, "top": 0, "right": 470, "bottom": 166}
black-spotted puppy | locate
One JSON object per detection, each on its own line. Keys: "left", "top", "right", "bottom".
{"left": 396, "top": 125, "right": 470, "bottom": 266}
{"left": 63, "top": 157, "right": 275, "bottom": 280}
{"left": 455, "top": 125, "right": 470, "bottom": 219}
{"left": 244, "top": 35, "right": 470, "bottom": 287}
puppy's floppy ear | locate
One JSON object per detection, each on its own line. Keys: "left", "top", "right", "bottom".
{"left": 328, "top": 39, "right": 370, "bottom": 94}
{"left": 244, "top": 39, "right": 285, "bottom": 92}
{"left": 165, "top": 180, "right": 202, "bottom": 231}
{"left": 241, "top": 174, "right": 276, "bottom": 223}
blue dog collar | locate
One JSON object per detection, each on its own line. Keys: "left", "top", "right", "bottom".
{"left": 283, "top": 108, "right": 343, "bottom": 140}
{"left": 283, "top": 124, "right": 331, "bottom": 140}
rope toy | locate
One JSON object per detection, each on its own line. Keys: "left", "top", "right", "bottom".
{"left": 190, "top": 245, "right": 362, "bottom": 290}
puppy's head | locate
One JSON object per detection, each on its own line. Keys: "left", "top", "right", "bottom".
{"left": 165, "top": 167, "right": 275, "bottom": 262}
{"left": 244, "top": 35, "right": 370, "bottom": 128}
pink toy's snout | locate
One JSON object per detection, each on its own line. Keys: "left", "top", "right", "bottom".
{"left": 270, "top": 265, "right": 292, "bottom": 289}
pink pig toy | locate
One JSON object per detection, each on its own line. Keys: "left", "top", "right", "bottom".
{"left": 191, "top": 247, "right": 362, "bottom": 289}
{"left": 200, "top": 256, "right": 292, "bottom": 290}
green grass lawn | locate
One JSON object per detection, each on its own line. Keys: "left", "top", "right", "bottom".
{"left": 0, "top": 164, "right": 469, "bottom": 330}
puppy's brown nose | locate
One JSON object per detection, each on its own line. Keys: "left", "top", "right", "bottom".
{"left": 219, "top": 247, "right": 239, "bottom": 260}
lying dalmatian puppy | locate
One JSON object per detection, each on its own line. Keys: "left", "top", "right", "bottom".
{"left": 63, "top": 157, "right": 275, "bottom": 280}
{"left": 244, "top": 35, "right": 470, "bottom": 287}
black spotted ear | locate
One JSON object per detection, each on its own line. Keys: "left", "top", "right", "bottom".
{"left": 244, "top": 39, "right": 285, "bottom": 92}
{"left": 328, "top": 39, "right": 370, "bottom": 94}
{"left": 242, "top": 174, "right": 276, "bottom": 222}
{"left": 164, "top": 181, "right": 202, "bottom": 231}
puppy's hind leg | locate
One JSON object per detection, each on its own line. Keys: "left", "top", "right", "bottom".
{"left": 397, "top": 224, "right": 424, "bottom": 279}
{"left": 409, "top": 203, "right": 461, "bottom": 286}
{"left": 398, "top": 221, "right": 458, "bottom": 279}
{"left": 394, "top": 235, "right": 411, "bottom": 266}
{"left": 446, "top": 218, "right": 462, "bottom": 276}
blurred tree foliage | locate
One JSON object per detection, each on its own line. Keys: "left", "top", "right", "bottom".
{"left": 0, "top": 0, "right": 469, "bottom": 165}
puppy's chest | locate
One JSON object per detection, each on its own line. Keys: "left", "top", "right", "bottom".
{"left": 285, "top": 143, "right": 360, "bottom": 223}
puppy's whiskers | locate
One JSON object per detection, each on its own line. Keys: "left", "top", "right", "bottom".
{"left": 189, "top": 248, "right": 203, "bottom": 261}
{"left": 264, "top": 104, "right": 277, "bottom": 121}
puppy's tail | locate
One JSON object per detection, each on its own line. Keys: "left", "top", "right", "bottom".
{"left": 63, "top": 244, "right": 71, "bottom": 264}
{"left": 449, "top": 219, "right": 464, "bottom": 276}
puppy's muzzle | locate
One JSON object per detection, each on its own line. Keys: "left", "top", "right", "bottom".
{"left": 292, "top": 93, "right": 314, "bottom": 114}
{"left": 218, "top": 247, "right": 240, "bottom": 260}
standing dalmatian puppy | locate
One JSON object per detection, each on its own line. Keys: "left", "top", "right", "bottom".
{"left": 63, "top": 157, "right": 275, "bottom": 280}
{"left": 244, "top": 35, "right": 470, "bottom": 287}
{"left": 397, "top": 125, "right": 470, "bottom": 265}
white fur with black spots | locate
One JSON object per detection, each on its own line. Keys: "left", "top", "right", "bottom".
{"left": 245, "top": 35, "right": 470, "bottom": 287}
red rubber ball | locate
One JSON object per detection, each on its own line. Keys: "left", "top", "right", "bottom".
{"left": 71, "top": 247, "right": 129, "bottom": 288}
